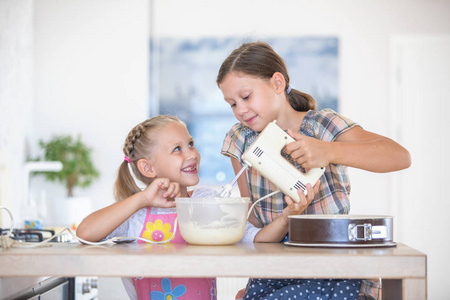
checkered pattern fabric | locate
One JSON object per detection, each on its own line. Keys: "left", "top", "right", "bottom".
{"left": 221, "top": 109, "right": 357, "bottom": 225}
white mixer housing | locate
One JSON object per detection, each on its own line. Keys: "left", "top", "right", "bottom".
{"left": 241, "top": 121, "right": 325, "bottom": 202}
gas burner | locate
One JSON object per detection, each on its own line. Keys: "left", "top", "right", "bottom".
{"left": 0, "top": 228, "right": 61, "bottom": 242}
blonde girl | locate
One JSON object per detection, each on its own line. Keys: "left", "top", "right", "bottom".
{"left": 77, "top": 115, "right": 216, "bottom": 300}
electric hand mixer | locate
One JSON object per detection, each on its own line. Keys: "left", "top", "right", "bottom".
{"left": 220, "top": 121, "right": 325, "bottom": 202}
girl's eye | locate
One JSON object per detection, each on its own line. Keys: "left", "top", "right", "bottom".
{"left": 243, "top": 94, "right": 250, "bottom": 100}
{"left": 173, "top": 146, "right": 181, "bottom": 152}
{"left": 189, "top": 141, "right": 195, "bottom": 147}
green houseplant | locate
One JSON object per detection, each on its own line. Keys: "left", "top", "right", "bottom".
{"left": 36, "top": 135, "right": 99, "bottom": 197}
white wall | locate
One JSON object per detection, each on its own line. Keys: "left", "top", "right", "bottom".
{"left": 1, "top": 0, "right": 150, "bottom": 225}
{"left": 0, "top": 0, "right": 34, "bottom": 226}
{"left": 0, "top": 1, "right": 148, "bottom": 298}
{"left": 29, "top": 0, "right": 150, "bottom": 224}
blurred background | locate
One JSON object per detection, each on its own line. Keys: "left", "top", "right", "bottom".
{"left": 1, "top": 0, "right": 449, "bottom": 299}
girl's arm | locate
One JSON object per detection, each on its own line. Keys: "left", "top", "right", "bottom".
{"left": 253, "top": 183, "right": 318, "bottom": 242}
{"left": 76, "top": 192, "right": 147, "bottom": 242}
{"left": 285, "top": 126, "right": 411, "bottom": 172}
{"left": 76, "top": 178, "right": 178, "bottom": 242}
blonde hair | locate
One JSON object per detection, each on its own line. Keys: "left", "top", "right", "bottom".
{"left": 114, "top": 115, "right": 183, "bottom": 201}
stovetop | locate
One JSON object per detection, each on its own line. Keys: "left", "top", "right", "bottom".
{"left": 0, "top": 228, "right": 67, "bottom": 242}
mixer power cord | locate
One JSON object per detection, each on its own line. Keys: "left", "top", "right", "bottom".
{"left": 1, "top": 191, "right": 279, "bottom": 249}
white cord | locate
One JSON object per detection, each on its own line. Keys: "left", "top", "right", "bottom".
{"left": 247, "top": 190, "right": 281, "bottom": 219}
{"left": 0, "top": 206, "right": 14, "bottom": 237}
{"left": 73, "top": 217, "right": 178, "bottom": 246}
{"left": 1, "top": 190, "right": 278, "bottom": 248}
{"left": 0, "top": 205, "right": 179, "bottom": 248}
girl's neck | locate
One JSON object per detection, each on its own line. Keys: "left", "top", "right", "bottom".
{"left": 180, "top": 187, "right": 190, "bottom": 197}
{"left": 276, "top": 108, "right": 307, "bottom": 133}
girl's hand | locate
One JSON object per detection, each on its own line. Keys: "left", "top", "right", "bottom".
{"left": 282, "top": 180, "right": 320, "bottom": 221}
{"left": 253, "top": 180, "right": 320, "bottom": 243}
{"left": 141, "top": 178, "right": 179, "bottom": 208}
{"left": 285, "top": 129, "right": 331, "bottom": 169}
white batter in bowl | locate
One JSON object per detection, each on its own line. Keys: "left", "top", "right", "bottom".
{"left": 175, "top": 197, "right": 250, "bottom": 245}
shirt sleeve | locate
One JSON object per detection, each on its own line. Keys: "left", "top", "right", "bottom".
{"left": 221, "top": 123, "right": 246, "bottom": 163}
{"left": 105, "top": 208, "right": 147, "bottom": 240}
{"left": 306, "top": 109, "right": 360, "bottom": 142}
{"left": 105, "top": 219, "right": 129, "bottom": 240}
{"left": 238, "top": 221, "right": 262, "bottom": 243}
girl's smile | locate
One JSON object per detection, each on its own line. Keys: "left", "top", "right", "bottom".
{"left": 244, "top": 115, "right": 258, "bottom": 125}
{"left": 181, "top": 163, "right": 198, "bottom": 174}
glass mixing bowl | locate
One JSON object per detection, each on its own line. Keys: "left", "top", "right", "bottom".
{"left": 175, "top": 197, "right": 250, "bottom": 245}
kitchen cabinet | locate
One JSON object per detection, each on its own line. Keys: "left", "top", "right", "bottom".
{"left": 0, "top": 277, "right": 69, "bottom": 300}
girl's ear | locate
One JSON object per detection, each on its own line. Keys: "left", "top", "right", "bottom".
{"left": 271, "top": 72, "right": 286, "bottom": 94}
{"left": 137, "top": 159, "right": 156, "bottom": 178}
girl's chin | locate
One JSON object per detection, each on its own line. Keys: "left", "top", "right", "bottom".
{"left": 182, "top": 174, "right": 200, "bottom": 185}
{"left": 248, "top": 124, "right": 265, "bottom": 133}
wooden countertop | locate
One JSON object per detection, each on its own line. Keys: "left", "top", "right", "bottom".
{"left": 0, "top": 242, "right": 426, "bottom": 279}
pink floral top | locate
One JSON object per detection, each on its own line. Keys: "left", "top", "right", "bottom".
{"left": 107, "top": 206, "right": 217, "bottom": 300}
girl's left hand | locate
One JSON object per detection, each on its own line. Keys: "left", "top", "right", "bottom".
{"left": 282, "top": 180, "right": 320, "bottom": 219}
{"left": 285, "top": 129, "right": 331, "bottom": 169}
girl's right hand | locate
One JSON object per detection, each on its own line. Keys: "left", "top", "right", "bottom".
{"left": 141, "top": 178, "right": 179, "bottom": 208}
{"left": 285, "top": 129, "right": 331, "bottom": 169}
{"left": 282, "top": 180, "right": 320, "bottom": 220}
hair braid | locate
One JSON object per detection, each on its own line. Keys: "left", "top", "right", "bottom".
{"left": 123, "top": 124, "right": 147, "bottom": 161}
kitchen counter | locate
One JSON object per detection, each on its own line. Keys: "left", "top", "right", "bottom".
{"left": 0, "top": 242, "right": 426, "bottom": 299}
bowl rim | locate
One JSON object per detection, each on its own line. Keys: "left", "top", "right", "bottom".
{"left": 175, "top": 197, "right": 250, "bottom": 204}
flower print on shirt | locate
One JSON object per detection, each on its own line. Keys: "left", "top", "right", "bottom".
{"left": 142, "top": 219, "right": 173, "bottom": 243}
{"left": 150, "top": 278, "right": 186, "bottom": 300}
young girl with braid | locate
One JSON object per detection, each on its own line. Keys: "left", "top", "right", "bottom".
{"left": 76, "top": 115, "right": 217, "bottom": 300}
{"left": 217, "top": 41, "right": 411, "bottom": 300}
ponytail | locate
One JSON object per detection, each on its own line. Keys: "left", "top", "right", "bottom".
{"left": 114, "top": 161, "right": 143, "bottom": 202}
{"left": 288, "top": 89, "right": 317, "bottom": 111}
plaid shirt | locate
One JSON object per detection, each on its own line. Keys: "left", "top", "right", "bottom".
{"left": 221, "top": 109, "right": 380, "bottom": 299}
{"left": 221, "top": 109, "right": 358, "bottom": 225}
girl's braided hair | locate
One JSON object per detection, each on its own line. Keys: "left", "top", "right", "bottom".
{"left": 114, "top": 115, "right": 182, "bottom": 201}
